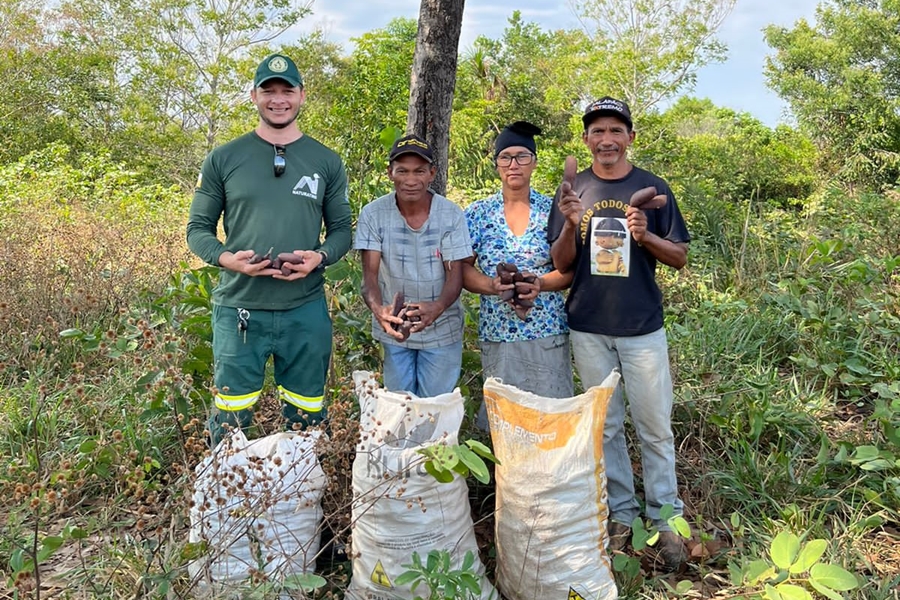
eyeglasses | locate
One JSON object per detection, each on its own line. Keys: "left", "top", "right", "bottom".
{"left": 273, "top": 145, "right": 286, "bottom": 177}
{"left": 496, "top": 152, "right": 535, "bottom": 168}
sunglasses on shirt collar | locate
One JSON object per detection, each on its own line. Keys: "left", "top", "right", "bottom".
{"left": 273, "top": 145, "right": 286, "bottom": 177}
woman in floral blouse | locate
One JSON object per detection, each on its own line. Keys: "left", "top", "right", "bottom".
{"left": 463, "top": 121, "right": 574, "bottom": 430}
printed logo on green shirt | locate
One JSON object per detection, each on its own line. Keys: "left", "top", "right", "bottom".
{"left": 292, "top": 173, "right": 320, "bottom": 199}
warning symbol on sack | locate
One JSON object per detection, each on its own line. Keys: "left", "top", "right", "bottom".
{"left": 371, "top": 560, "right": 393, "bottom": 588}
{"left": 568, "top": 587, "right": 586, "bottom": 600}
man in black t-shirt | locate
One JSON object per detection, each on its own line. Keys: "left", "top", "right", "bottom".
{"left": 548, "top": 97, "right": 690, "bottom": 571}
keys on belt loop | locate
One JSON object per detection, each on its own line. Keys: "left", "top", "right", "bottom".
{"left": 237, "top": 308, "right": 250, "bottom": 343}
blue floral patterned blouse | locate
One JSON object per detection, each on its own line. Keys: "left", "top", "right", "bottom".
{"left": 464, "top": 189, "right": 568, "bottom": 342}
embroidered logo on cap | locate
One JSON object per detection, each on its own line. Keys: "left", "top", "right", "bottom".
{"left": 268, "top": 56, "right": 288, "bottom": 73}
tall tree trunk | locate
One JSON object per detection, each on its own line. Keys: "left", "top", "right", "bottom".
{"left": 406, "top": 0, "right": 465, "bottom": 196}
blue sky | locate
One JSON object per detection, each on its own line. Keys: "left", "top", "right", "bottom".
{"left": 294, "top": 0, "right": 821, "bottom": 127}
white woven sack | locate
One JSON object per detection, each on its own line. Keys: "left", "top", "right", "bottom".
{"left": 485, "top": 371, "right": 621, "bottom": 600}
{"left": 188, "top": 429, "right": 326, "bottom": 592}
{"left": 346, "top": 371, "right": 496, "bottom": 600}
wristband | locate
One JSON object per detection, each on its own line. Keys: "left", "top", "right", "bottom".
{"left": 314, "top": 250, "right": 327, "bottom": 272}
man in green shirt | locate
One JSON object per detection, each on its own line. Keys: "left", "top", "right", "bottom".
{"left": 187, "top": 53, "right": 352, "bottom": 445}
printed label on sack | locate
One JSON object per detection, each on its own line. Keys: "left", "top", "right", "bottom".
{"left": 568, "top": 587, "right": 587, "bottom": 600}
{"left": 371, "top": 559, "right": 393, "bottom": 588}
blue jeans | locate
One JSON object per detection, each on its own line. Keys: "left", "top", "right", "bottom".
{"left": 381, "top": 340, "right": 463, "bottom": 397}
{"left": 570, "top": 327, "right": 683, "bottom": 528}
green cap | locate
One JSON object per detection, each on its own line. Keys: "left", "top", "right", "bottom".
{"left": 254, "top": 53, "right": 303, "bottom": 88}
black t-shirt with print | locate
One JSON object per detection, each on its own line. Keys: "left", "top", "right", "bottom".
{"left": 548, "top": 165, "right": 690, "bottom": 336}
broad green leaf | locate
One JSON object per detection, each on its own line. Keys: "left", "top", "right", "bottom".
{"left": 809, "top": 563, "right": 859, "bottom": 591}
{"left": 394, "top": 571, "right": 419, "bottom": 586}
{"left": 9, "top": 548, "right": 25, "bottom": 572}
{"left": 612, "top": 553, "right": 632, "bottom": 572}
{"left": 774, "top": 583, "right": 812, "bottom": 600}
{"left": 790, "top": 539, "right": 827, "bottom": 573}
{"left": 465, "top": 439, "right": 499, "bottom": 464}
{"left": 41, "top": 536, "right": 64, "bottom": 552}
{"left": 675, "top": 580, "right": 693, "bottom": 593}
{"left": 423, "top": 461, "right": 454, "bottom": 483}
{"left": 460, "top": 573, "right": 481, "bottom": 594}
{"left": 457, "top": 444, "right": 489, "bottom": 483}
{"left": 808, "top": 578, "right": 843, "bottom": 600}
{"left": 659, "top": 504, "right": 675, "bottom": 520}
{"left": 764, "top": 583, "right": 783, "bottom": 600}
{"left": 37, "top": 536, "right": 64, "bottom": 561}
{"left": 671, "top": 515, "right": 692, "bottom": 538}
{"left": 770, "top": 531, "right": 800, "bottom": 569}
{"left": 282, "top": 573, "right": 326, "bottom": 591}
{"left": 850, "top": 446, "right": 879, "bottom": 462}
{"left": 78, "top": 439, "right": 98, "bottom": 453}
{"left": 860, "top": 458, "right": 894, "bottom": 471}
{"left": 747, "top": 559, "right": 776, "bottom": 584}
{"left": 59, "top": 328, "right": 85, "bottom": 338}
{"left": 843, "top": 358, "right": 870, "bottom": 375}
{"left": 451, "top": 462, "right": 471, "bottom": 478}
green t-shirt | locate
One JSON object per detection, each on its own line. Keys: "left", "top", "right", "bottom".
{"left": 187, "top": 131, "right": 352, "bottom": 310}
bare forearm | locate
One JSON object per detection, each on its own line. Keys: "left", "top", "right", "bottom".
{"left": 538, "top": 269, "right": 573, "bottom": 291}
{"left": 640, "top": 235, "right": 688, "bottom": 270}
{"left": 550, "top": 222, "right": 578, "bottom": 273}
{"left": 462, "top": 261, "right": 495, "bottom": 295}
{"left": 360, "top": 250, "right": 386, "bottom": 311}
{"left": 437, "top": 261, "right": 465, "bottom": 309}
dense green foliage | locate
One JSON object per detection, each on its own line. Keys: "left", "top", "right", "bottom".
{"left": 1, "top": 0, "right": 899, "bottom": 598}
{"left": 765, "top": 0, "right": 900, "bottom": 187}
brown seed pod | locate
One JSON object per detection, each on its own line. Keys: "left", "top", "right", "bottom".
{"left": 515, "top": 297, "right": 534, "bottom": 308}
{"left": 248, "top": 247, "right": 274, "bottom": 264}
{"left": 390, "top": 292, "right": 405, "bottom": 318}
{"left": 563, "top": 155, "right": 577, "bottom": 188}
{"left": 389, "top": 292, "right": 415, "bottom": 340}
{"left": 276, "top": 252, "right": 305, "bottom": 276}
{"left": 277, "top": 252, "right": 305, "bottom": 264}
{"left": 630, "top": 187, "right": 667, "bottom": 209}
{"left": 630, "top": 187, "right": 656, "bottom": 206}
{"left": 497, "top": 262, "right": 518, "bottom": 286}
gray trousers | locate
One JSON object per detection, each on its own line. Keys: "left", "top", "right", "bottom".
{"left": 476, "top": 333, "right": 574, "bottom": 430}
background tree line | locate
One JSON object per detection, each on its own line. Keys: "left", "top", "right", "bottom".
{"left": 0, "top": 0, "right": 898, "bottom": 598}
{"left": 2, "top": 0, "right": 873, "bottom": 202}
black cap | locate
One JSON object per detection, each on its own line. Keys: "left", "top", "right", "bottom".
{"left": 595, "top": 217, "right": 627, "bottom": 238}
{"left": 494, "top": 121, "right": 542, "bottom": 158}
{"left": 388, "top": 134, "right": 434, "bottom": 163}
{"left": 582, "top": 97, "right": 632, "bottom": 129}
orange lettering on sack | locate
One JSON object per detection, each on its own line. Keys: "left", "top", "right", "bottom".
{"left": 484, "top": 390, "right": 577, "bottom": 450}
